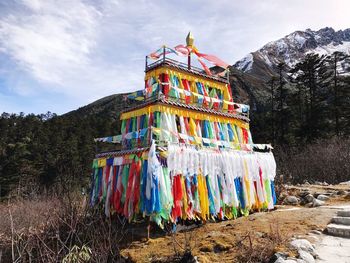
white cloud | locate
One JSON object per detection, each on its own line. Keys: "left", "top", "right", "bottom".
{"left": 0, "top": 1, "right": 97, "bottom": 82}
{"left": 0, "top": 0, "right": 350, "bottom": 113}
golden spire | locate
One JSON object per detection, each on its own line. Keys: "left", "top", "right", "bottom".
{"left": 186, "top": 31, "right": 194, "bottom": 48}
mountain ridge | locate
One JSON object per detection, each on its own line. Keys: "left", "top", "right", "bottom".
{"left": 235, "top": 27, "right": 350, "bottom": 75}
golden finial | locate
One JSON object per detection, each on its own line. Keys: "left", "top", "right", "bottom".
{"left": 186, "top": 31, "right": 194, "bottom": 47}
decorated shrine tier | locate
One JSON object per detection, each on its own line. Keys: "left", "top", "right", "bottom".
{"left": 119, "top": 107, "right": 252, "bottom": 150}
{"left": 91, "top": 143, "right": 277, "bottom": 228}
{"left": 142, "top": 62, "right": 248, "bottom": 115}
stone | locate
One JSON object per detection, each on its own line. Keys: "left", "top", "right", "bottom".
{"left": 317, "top": 194, "right": 330, "bottom": 201}
{"left": 299, "top": 191, "right": 311, "bottom": 198}
{"left": 337, "top": 210, "right": 350, "bottom": 217}
{"left": 213, "top": 242, "right": 231, "bottom": 252}
{"left": 337, "top": 190, "right": 346, "bottom": 195}
{"left": 298, "top": 250, "right": 315, "bottom": 263}
{"left": 326, "top": 223, "right": 350, "bottom": 238}
{"left": 305, "top": 203, "right": 313, "bottom": 208}
{"left": 313, "top": 192, "right": 323, "bottom": 198}
{"left": 279, "top": 192, "right": 288, "bottom": 199}
{"left": 270, "top": 252, "right": 288, "bottom": 263}
{"left": 312, "top": 199, "right": 325, "bottom": 207}
{"left": 290, "top": 239, "right": 315, "bottom": 253}
{"left": 309, "top": 230, "right": 322, "bottom": 235}
{"left": 255, "top": 231, "right": 267, "bottom": 238}
{"left": 304, "top": 194, "right": 315, "bottom": 203}
{"left": 284, "top": 196, "right": 299, "bottom": 205}
{"left": 332, "top": 216, "right": 350, "bottom": 225}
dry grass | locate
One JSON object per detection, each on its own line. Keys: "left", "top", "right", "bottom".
{"left": 0, "top": 195, "right": 132, "bottom": 262}
{"left": 0, "top": 197, "right": 62, "bottom": 239}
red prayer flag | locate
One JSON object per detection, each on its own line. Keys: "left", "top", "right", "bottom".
{"left": 197, "top": 57, "right": 212, "bottom": 75}
{"left": 174, "top": 45, "right": 190, "bottom": 56}
{"left": 194, "top": 51, "right": 229, "bottom": 68}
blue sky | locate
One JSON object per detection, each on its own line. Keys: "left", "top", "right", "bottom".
{"left": 0, "top": 0, "right": 349, "bottom": 114}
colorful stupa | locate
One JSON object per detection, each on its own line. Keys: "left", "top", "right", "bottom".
{"left": 90, "top": 33, "right": 277, "bottom": 227}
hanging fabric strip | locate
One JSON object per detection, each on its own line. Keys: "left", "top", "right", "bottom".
{"left": 120, "top": 104, "right": 249, "bottom": 129}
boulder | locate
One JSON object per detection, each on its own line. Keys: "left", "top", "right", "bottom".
{"left": 309, "top": 230, "right": 322, "bottom": 235}
{"left": 317, "top": 194, "right": 329, "bottom": 201}
{"left": 284, "top": 196, "right": 299, "bottom": 205}
{"left": 290, "top": 239, "right": 315, "bottom": 253}
{"left": 313, "top": 192, "right": 322, "bottom": 198}
{"left": 299, "top": 190, "right": 311, "bottom": 198}
{"left": 270, "top": 252, "right": 288, "bottom": 263}
{"left": 298, "top": 250, "right": 315, "bottom": 263}
{"left": 304, "top": 194, "right": 315, "bottom": 203}
{"left": 337, "top": 190, "right": 346, "bottom": 195}
{"left": 312, "top": 199, "right": 325, "bottom": 207}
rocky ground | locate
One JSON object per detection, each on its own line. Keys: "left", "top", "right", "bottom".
{"left": 120, "top": 182, "right": 350, "bottom": 263}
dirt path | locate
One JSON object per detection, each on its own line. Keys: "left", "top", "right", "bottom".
{"left": 315, "top": 235, "right": 350, "bottom": 263}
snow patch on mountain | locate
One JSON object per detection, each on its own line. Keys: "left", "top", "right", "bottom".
{"left": 235, "top": 53, "right": 253, "bottom": 72}
{"left": 259, "top": 51, "right": 274, "bottom": 67}
{"left": 309, "top": 41, "right": 350, "bottom": 56}
{"left": 288, "top": 32, "right": 306, "bottom": 48}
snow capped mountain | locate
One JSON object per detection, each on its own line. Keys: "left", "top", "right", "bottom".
{"left": 234, "top": 27, "right": 350, "bottom": 76}
{"left": 229, "top": 27, "right": 350, "bottom": 108}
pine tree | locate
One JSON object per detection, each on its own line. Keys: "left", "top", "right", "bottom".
{"left": 274, "top": 62, "right": 293, "bottom": 145}
{"left": 326, "top": 51, "right": 350, "bottom": 135}
{"left": 290, "top": 53, "right": 332, "bottom": 142}
{"left": 266, "top": 76, "right": 278, "bottom": 144}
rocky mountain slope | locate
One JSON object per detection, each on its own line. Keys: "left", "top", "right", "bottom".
{"left": 235, "top": 27, "right": 350, "bottom": 80}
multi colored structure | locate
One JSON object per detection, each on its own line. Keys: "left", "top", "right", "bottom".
{"left": 90, "top": 34, "right": 276, "bottom": 227}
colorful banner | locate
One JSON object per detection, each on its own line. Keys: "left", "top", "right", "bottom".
{"left": 90, "top": 142, "right": 277, "bottom": 227}
{"left": 120, "top": 104, "right": 249, "bottom": 129}
{"left": 94, "top": 135, "right": 122, "bottom": 143}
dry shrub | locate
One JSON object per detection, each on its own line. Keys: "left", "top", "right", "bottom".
{"left": 275, "top": 137, "right": 350, "bottom": 184}
{"left": 235, "top": 221, "right": 286, "bottom": 263}
{"left": 0, "top": 195, "right": 132, "bottom": 263}
{"left": 0, "top": 197, "right": 62, "bottom": 239}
